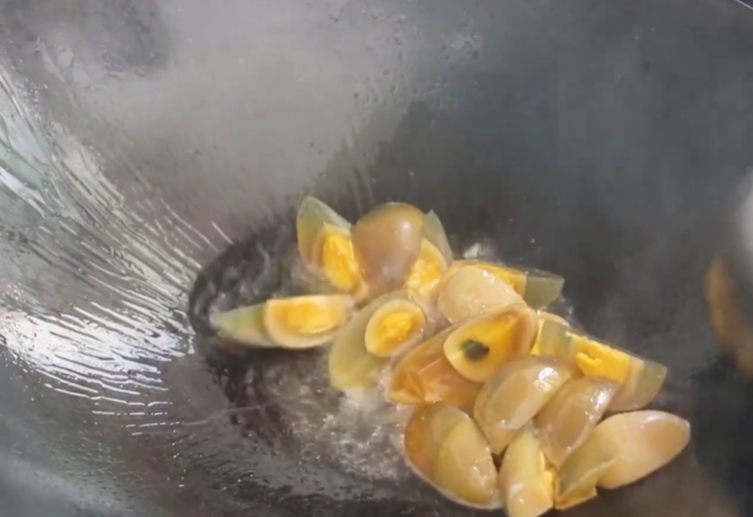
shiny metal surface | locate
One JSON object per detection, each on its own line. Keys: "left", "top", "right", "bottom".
{"left": 2, "top": 0, "right": 753, "bottom": 516}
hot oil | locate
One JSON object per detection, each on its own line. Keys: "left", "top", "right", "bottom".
{"left": 234, "top": 240, "right": 577, "bottom": 487}
{"left": 223, "top": 250, "right": 411, "bottom": 484}
{"left": 247, "top": 347, "right": 413, "bottom": 484}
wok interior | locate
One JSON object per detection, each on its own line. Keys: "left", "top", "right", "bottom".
{"left": 3, "top": 0, "right": 753, "bottom": 516}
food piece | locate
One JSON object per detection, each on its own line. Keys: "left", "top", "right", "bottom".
{"left": 422, "top": 210, "right": 455, "bottom": 266}
{"left": 296, "top": 196, "right": 351, "bottom": 267}
{"left": 436, "top": 265, "right": 525, "bottom": 323}
{"left": 445, "top": 260, "right": 564, "bottom": 309}
{"left": 405, "top": 403, "right": 501, "bottom": 509}
{"left": 431, "top": 413, "right": 502, "bottom": 508}
{"left": 530, "top": 312, "right": 570, "bottom": 356}
{"left": 209, "top": 303, "right": 276, "bottom": 347}
{"left": 264, "top": 295, "right": 354, "bottom": 349}
{"left": 473, "top": 356, "right": 574, "bottom": 454}
{"left": 555, "top": 427, "right": 618, "bottom": 510}
{"left": 404, "top": 403, "right": 468, "bottom": 477}
{"left": 533, "top": 321, "right": 667, "bottom": 411}
{"left": 327, "top": 292, "right": 408, "bottom": 391}
{"left": 351, "top": 202, "right": 426, "bottom": 293}
{"left": 607, "top": 357, "right": 667, "bottom": 412}
{"left": 498, "top": 425, "right": 555, "bottom": 517}
{"left": 535, "top": 376, "right": 619, "bottom": 468}
{"left": 554, "top": 411, "right": 688, "bottom": 497}
{"left": 364, "top": 296, "right": 427, "bottom": 357}
{"left": 311, "top": 224, "right": 366, "bottom": 297}
{"left": 212, "top": 295, "right": 353, "bottom": 349}
{"left": 403, "top": 240, "right": 449, "bottom": 300}
{"left": 594, "top": 410, "right": 691, "bottom": 489}
{"left": 567, "top": 333, "right": 667, "bottom": 411}
{"left": 387, "top": 327, "right": 481, "bottom": 410}
{"left": 442, "top": 304, "right": 538, "bottom": 383}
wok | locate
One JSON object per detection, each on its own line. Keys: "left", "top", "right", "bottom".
{"left": 1, "top": 0, "right": 753, "bottom": 516}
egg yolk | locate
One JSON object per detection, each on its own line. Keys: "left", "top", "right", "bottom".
{"left": 444, "top": 307, "right": 537, "bottom": 383}
{"left": 372, "top": 310, "right": 418, "bottom": 353}
{"left": 404, "top": 241, "right": 446, "bottom": 298}
{"left": 282, "top": 299, "right": 340, "bottom": 335}
{"left": 319, "top": 227, "right": 362, "bottom": 293}
{"left": 568, "top": 334, "right": 632, "bottom": 384}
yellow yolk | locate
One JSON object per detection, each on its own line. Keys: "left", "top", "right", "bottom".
{"left": 443, "top": 306, "right": 538, "bottom": 383}
{"left": 318, "top": 226, "right": 362, "bottom": 293}
{"left": 375, "top": 311, "right": 416, "bottom": 346}
{"left": 365, "top": 299, "right": 426, "bottom": 357}
{"left": 281, "top": 299, "right": 341, "bottom": 334}
{"left": 404, "top": 240, "right": 447, "bottom": 299}
{"left": 568, "top": 334, "right": 632, "bottom": 384}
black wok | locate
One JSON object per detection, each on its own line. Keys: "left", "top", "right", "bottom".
{"left": 1, "top": 0, "right": 753, "bottom": 516}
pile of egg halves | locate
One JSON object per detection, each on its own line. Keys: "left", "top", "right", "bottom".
{"left": 210, "top": 197, "right": 690, "bottom": 517}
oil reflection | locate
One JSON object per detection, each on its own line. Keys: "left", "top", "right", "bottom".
{"left": 0, "top": 64, "right": 217, "bottom": 516}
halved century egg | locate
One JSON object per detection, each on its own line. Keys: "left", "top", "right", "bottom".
{"left": 264, "top": 295, "right": 354, "bottom": 348}
{"left": 436, "top": 265, "right": 525, "bottom": 324}
{"left": 403, "top": 402, "right": 468, "bottom": 477}
{"left": 422, "top": 210, "right": 455, "bottom": 265}
{"left": 498, "top": 424, "right": 556, "bottom": 517}
{"left": 351, "top": 202, "right": 426, "bottom": 293}
{"left": 593, "top": 410, "right": 690, "bottom": 489}
{"left": 553, "top": 411, "right": 690, "bottom": 504}
{"left": 404, "top": 403, "right": 502, "bottom": 509}
{"left": 403, "top": 239, "right": 449, "bottom": 300}
{"left": 442, "top": 304, "right": 539, "bottom": 383}
{"left": 535, "top": 376, "right": 619, "bottom": 468}
{"left": 446, "top": 260, "right": 565, "bottom": 309}
{"left": 555, "top": 424, "right": 618, "bottom": 510}
{"left": 296, "top": 196, "right": 351, "bottom": 267}
{"left": 473, "top": 356, "right": 574, "bottom": 454}
{"left": 387, "top": 326, "right": 481, "bottom": 410}
{"left": 294, "top": 196, "right": 368, "bottom": 298}
{"left": 210, "top": 294, "right": 353, "bottom": 349}
{"left": 569, "top": 334, "right": 667, "bottom": 412}
{"left": 328, "top": 292, "right": 416, "bottom": 391}
{"left": 311, "top": 224, "right": 367, "bottom": 298}
{"left": 533, "top": 320, "right": 667, "bottom": 411}
{"left": 402, "top": 210, "right": 454, "bottom": 299}
{"left": 364, "top": 295, "right": 428, "bottom": 357}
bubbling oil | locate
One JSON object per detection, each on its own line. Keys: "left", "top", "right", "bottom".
{"left": 244, "top": 348, "right": 414, "bottom": 483}
{"left": 226, "top": 240, "right": 578, "bottom": 487}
